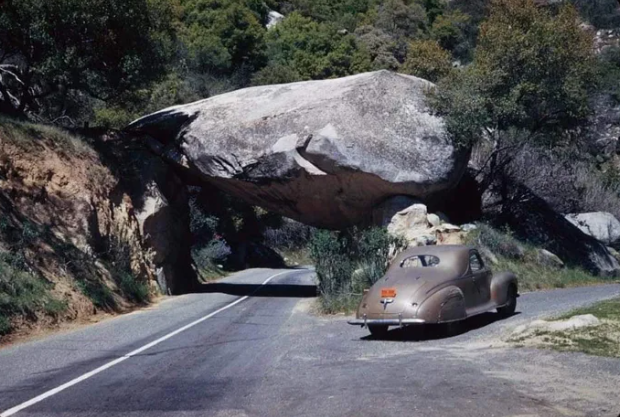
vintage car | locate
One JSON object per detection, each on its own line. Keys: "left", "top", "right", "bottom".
{"left": 348, "top": 245, "right": 518, "bottom": 337}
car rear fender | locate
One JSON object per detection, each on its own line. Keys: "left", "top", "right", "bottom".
{"left": 417, "top": 286, "right": 466, "bottom": 324}
{"left": 490, "top": 271, "right": 518, "bottom": 306}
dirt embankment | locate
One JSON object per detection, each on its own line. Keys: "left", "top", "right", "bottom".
{"left": 0, "top": 118, "right": 195, "bottom": 341}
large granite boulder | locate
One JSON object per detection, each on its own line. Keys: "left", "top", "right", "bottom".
{"left": 126, "top": 71, "right": 469, "bottom": 229}
{"left": 565, "top": 212, "right": 620, "bottom": 248}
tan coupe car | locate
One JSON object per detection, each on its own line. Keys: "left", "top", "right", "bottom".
{"left": 348, "top": 245, "right": 518, "bottom": 337}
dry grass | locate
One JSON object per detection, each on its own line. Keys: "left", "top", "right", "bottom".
{"left": 509, "top": 298, "right": 620, "bottom": 358}
{"left": 0, "top": 115, "right": 94, "bottom": 157}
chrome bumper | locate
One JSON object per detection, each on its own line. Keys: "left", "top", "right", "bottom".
{"left": 348, "top": 317, "right": 426, "bottom": 327}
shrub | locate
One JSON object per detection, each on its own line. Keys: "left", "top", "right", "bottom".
{"left": 263, "top": 218, "right": 315, "bottom": 252}
{"left": 402, "top": 39, "right": 452, "bottom": 82}
{"left": 104, "top": 237, "right": 151, "bottom": 304}
{"left": 0, "top": 316, "right": 10, "bottom": 336}
{"left": 76, "top": 280, "right": 117, "bottom": 310}
{"left": 471, "top": 223, "right": 525, "bottom": 260}
{"left": 93, "top": 106, "right": 137, "bottom": 130}
{"left": 0, "top": 254, "right": 67, "bottom": 334}
{"left": 117, "top": 272, "right": 150, "bottom": 305}
{"left": 309, "top": 227, "right": 402, "bottom": 313}
{"left": 192, "top": 239, "right": 232, "bottom": 269}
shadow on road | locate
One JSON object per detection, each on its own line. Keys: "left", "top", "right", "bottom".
{"left": 196, "top": 283, "right": 318, "bottom": 298}
{"left": 362, "top": 311, "right": 521, "bottom": 342}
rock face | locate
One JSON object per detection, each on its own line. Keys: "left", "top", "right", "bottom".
{"left": 114, "top": 141, "right": 195, "bottom": 295}
{"left": 500, "top": 183, "right": 620, "bottom": 277}
{"left": 127, "top": 71, "right": 469, "bottom": 229}
{"left": 565, "top": 212, "right": 620, "bottom": 248}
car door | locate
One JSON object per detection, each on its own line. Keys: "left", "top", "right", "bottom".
{"left": 455, "top": 257, "right": 479, "bottom": 311}
{"left": 469, "top": 250, "right": 492, "bottom": 306}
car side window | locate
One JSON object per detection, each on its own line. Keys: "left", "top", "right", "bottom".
{"left": 469, "top": 252, "right": 484, "bottom": 272}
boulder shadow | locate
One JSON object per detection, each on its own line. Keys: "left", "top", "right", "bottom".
{"left": 361, "top": 311, "right": 521, "bottom": 342}
{"left": 195, "top": 282, "right": 317, "bottom": 298}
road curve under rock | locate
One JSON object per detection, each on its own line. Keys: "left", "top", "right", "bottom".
{"left": 0, "top": 268, "right": 619, "bottom": 417}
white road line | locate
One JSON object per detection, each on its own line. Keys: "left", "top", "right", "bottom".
{"left": 0, "top": 270, "right": 295, "bottom": 417}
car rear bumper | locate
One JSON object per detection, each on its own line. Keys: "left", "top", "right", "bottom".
{"left": 347, "top": 317, "right": 426, "bottom": 327}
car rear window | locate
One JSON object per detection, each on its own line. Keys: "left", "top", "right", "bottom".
{"left": 400, "top": 255, "right": 440, "bottom": 268}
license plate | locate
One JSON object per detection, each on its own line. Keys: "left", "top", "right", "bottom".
{"left": 381, "top": 288, "right": 397, "bottom": 298}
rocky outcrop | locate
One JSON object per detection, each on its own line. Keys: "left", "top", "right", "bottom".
{"left": 565, "top": 212, "right": 620, "bottom": 248}
{"left": 127, "top": 71, "right": 469, "bottom": 229}
{"left": 108, "top": 138, "right": 196, "bottom": 295}
{"left": 499, "top": 183, "right": 620, "bottom": 277}
{"left": 383, "top": 200, "right": 466, "bottom": 247}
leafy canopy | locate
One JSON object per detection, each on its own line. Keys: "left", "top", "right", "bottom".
{"left": 252, "top": 12, "right": 369, "bottom": 84}
{"left": 0, "top": 0, "right": 176, "bottom": 115}
{"left": 401, "top": 39, "right": 452, "bottom": 82}
{"left": 179, "top": 0, "right": 268, "bottom": 74}
{"left": 433, "top": 0, "right": 599, "bottom": 148}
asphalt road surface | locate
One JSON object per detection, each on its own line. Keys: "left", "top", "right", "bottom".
{"left": 1, "top": 268, "right": 620, "bottom": 417}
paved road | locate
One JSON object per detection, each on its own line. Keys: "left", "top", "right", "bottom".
{"left": 1, "top": 268, "right": 619, "bottom": 417}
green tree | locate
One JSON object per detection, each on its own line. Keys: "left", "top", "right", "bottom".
{"left": 402, "top": 39, "right": 452, "bottom": 82}
{"left": 433, "top": 0, "right": 598, "bottom": 167}
{"left": 421, "top": 0, "right": 447, "bottom": 24}
{"left": 256, "top": 12, "right": 370, "bottom": 83}
{"left": 374, "top": 0, "right": 428, "bottom": 39}
{"left": 0, "top": 0, "right": 176, "bottom": 118}
{"left": 179, "top": 0, "right": 268, "bottom": 76}
{"left": 355, "top": 26, "right": 402, "bottom": 71}
{"left": 431, "top": 10, "right": 471, "bottom": 58}
{"left": 279, "top": 0, "right": 372, "bottom": 28}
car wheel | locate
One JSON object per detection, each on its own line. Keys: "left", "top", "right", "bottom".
{"left": 368, "top": 325, "right": 389, "bottom": 338}
{"left": 497, "top": 286, "right": 517, "bottom": 317}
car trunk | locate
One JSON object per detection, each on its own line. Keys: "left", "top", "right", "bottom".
{"left": 362, "top": 271, "right": 434, "bottom": 317}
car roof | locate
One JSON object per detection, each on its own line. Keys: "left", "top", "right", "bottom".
{"left": 399, "top": 245, "right": 475, "bottom": 256}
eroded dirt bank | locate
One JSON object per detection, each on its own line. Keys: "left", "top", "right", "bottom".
{"left": 0, "top": 118, "right": 195, "bottom": 340}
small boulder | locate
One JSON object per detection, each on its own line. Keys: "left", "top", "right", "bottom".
{"left": 266, "top": 10, "right": 284, "bottom": 29}
{"left": 461, "top": 223, "right": 478, "bottom": 232}
{"left": 565, "top": 212, "right": 620, "bottom": 247}
{"left": 427, "top": 213, "right": 443, "bottom": 227}
{"left": 387, "top": 203, "right": 429, "bottom": 239}
{"left": 536, "top": 249, "right": 564, "bottom": 269}
{"left": 511, "top": 314, "right": 601, "bottom": 337}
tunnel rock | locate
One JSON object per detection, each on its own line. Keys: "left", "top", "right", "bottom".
{"left": 126, "top": 71, "right": 469, "bottom": 229}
